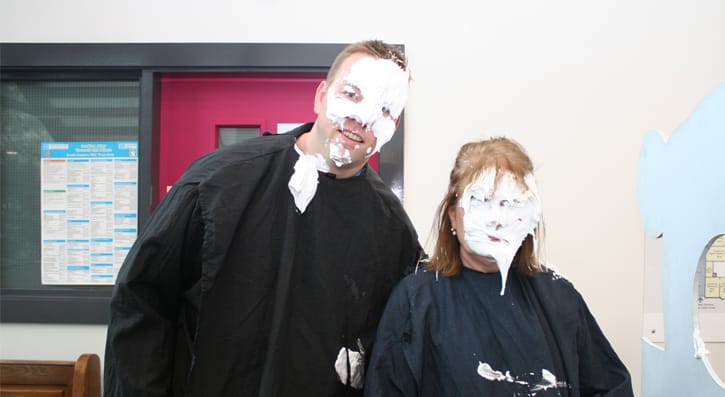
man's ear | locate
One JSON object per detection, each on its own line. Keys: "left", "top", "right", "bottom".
{"left": 313, "top": 80, "right": 327, "bottom": 115}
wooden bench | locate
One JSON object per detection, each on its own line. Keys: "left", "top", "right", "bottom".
{"left": 0, "top": 353, "right": 101, "bottom": 397}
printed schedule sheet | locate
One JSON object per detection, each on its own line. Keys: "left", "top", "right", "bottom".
{"left": 40, "top": 141, "right": 138, "bottom": 285}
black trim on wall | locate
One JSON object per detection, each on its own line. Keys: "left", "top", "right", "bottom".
{"left": 0, "top": 289, "right": 112, "bottom": 324}
{"left": 1, "top": 43, "right": 342, "bottom": 69}
{"left": 138, "top": 70, "right": 161, "bottom": 224}
{"left": 0, "top": 42, "right": 407, "bottom": 324}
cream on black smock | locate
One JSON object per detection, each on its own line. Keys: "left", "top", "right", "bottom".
{"left": 364, "top": 267, "right": 634, "bottom": 397}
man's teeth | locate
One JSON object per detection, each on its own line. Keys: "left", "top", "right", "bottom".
{"left": 341, "top": 130, "right": 363, "bottom": 142}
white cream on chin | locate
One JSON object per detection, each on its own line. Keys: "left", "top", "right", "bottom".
{"left": 327, "top": 139, "right": 352, "bottom": 167}
{"left": 460, "top": 168, "right": 541, "bottom": 295}
{"left": 325, "top": 57, "right": 409, "bottom": 157}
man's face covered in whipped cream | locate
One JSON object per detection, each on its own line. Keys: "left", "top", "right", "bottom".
{"left": 455, "top": 167, "right": 542, "bottom": 295}
{"left": 313, "top": 52, "right": 409, "bottom": 170}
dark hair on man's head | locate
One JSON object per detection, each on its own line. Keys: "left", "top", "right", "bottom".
{"left": 326, "top": 40, "right": 408, "bottom": 84}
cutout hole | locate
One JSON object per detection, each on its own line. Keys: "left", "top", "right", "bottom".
{"left": 694, "top": 234, "right": 725, "bottom": 386}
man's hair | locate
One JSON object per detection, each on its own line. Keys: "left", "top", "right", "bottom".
{"left": 427, "top": 137, "right": 544, "bottom": 277}
{"left": 326, "top": 40, "right": 408, "bottom": 84}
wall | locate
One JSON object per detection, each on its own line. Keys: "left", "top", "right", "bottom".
{"left": 2, "top": 0, "right": 725, "bottom": 395}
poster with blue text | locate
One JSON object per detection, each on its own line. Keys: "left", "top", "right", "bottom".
{"left": 40, "top": 141, "right": 138, "bottom": 285}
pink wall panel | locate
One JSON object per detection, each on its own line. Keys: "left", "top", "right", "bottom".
{"left": 158, "top": 75, "right": 322, "bottom": 202}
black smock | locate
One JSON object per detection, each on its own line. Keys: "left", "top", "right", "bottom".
{"left": 364, "top": 267, "right": 634, "bottom": 397}
{"left": 104, "top": 123, "right": 422, "bottom": 396}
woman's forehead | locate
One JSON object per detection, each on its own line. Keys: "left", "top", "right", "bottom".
{"left": 461, "top": 168, "right": 529, "bottom": 195}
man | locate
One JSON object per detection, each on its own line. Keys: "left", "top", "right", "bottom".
{"left": 104, "top": 40, "right": 423, "bottom": 396}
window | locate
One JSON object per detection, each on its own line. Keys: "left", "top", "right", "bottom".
{"left": 2, "top": 80, "right": 140, "bottom": 290}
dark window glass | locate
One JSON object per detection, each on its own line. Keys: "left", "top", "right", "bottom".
{"left": 218, "top": 126, "right": 260, "bottom": 147}
{"left": 1, "top": 80, "right": 140, "bottom": 289}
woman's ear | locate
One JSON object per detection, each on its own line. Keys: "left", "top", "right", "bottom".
{"left": 448, "top": 205, "right": 458, "bottom": 229}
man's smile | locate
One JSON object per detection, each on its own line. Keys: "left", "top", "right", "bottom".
{"left": 340, "top": 128, "right": 363, "bottom": 143}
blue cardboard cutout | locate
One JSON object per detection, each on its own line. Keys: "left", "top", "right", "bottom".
{"left": 638, "top": 82, "right": 725, "bottom": 396}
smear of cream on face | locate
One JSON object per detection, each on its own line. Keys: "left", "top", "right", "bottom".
{"left": 326, "top": 57, "right": 409, "bottom": 157}
{"left": 460, "top": 168, "right": 541, "bottom": 295}
{"left": 328, "top": 144, "right": 352, "bottom": 167}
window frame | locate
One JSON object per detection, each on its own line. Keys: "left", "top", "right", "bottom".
{"left": 0, "top": 43, "right": 406, "bottom": 324}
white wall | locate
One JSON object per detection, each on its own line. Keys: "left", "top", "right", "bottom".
{"left": 2, "top": 0, "right": 725, "bottom": 395}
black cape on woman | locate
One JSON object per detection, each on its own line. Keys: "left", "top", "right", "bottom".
{"left": 364, "top": 266, "right": 633, "bottom": 397}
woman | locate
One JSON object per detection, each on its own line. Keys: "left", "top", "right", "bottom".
{"left": 364, "top": 137, "right": 633, "bottom": 396}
